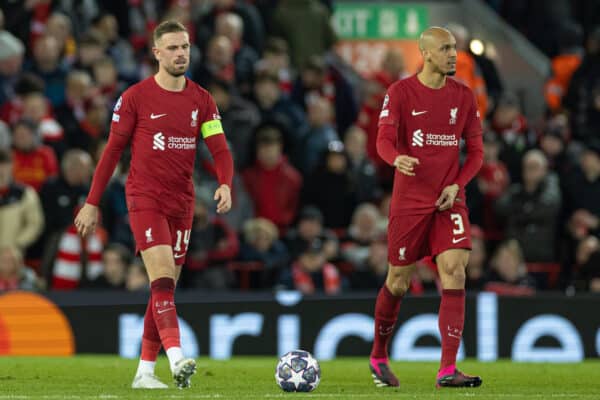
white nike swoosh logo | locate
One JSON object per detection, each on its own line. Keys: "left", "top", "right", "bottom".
{"left": 174, "top": 253, "right": 185, "bottom": 259}
{"left": 452, "top": 237, "right": 467, "bottom": 244}
{"left": 157, "top": 308, "right": 174, "bottom": 314}
{"left": 150, "top": 113, "right": 167, "bottom": 119}
{"left": 411, "top": 110, "right": 427, "bottom": 116}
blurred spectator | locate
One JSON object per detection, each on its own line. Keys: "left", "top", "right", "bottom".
{"left": 215, "top": 12, "right": 259, "bottom": 95}
{"left": 573, "top": 236, "right": 600, "bottom": 292}
{"left": 285, "top": 205, "right": 339, "bottom": 261}
{"left": 0, "top": 30, "right": 25, "bottom": 106}
{"left": 466, "top": 226, "right": 487, "bottom": 290}
{"left": 0, "top": 73, "right": 45, "bottom": 125}
{"left": 84, "top": 243, "right": 131, "bottom": 290}
{"left": 21, "top": 91, "right": 66, "bottom": 158}
{"left": 544, "top": 22, "right": 583, "bottom": 113}
{"left": 24, "top": 34, "right": 67, "bottom": 107}
{"left": 493, "top": 92, "right": 532, "bottom": 181}
{"left": 0, "top": 246, "right": 43, "bottom": 291}
{"left": 0, "top": 149, "right": 43, "bottom": 252}
{"left": 496, "top": 150, "right": 562, "bottom": 262}
{"left": 242, "top": 125, "right": 302, "bottom": 232}
{"left": 92, "top": 57, "right": 123, "bottom": 106}
{"left": 446, "top": 22, "right": 488, "bottom": 117}
{"left": 539, "top": 114, "right": 572, "bottom": 180}
{"left": 349, "top": 237, "right": 388, "bottom": 290}
{"left": 36, "top": 149, "right": 92, "bottom": 268}
{"left": 0, "top": 120, "right": 9, "bottom": 150}
{"left": 55, "top": 70, "right": 93, "bottom": 147}
{"left": 73, "top": 31, "right": 107, "bottom": 76}
{"left": 256, "top": 37, "right": 294, "bottom": 93}
{"left": 206, "top": 79, "right": 260, "bottom": 169}
{"left": 291, "top": 56, "right": 358, "bottom": 136}
{"left": 340, "top": 203, "right": 383, "bottom": 270}
{"left": 271, "top": 0, "right": 336, "bottom": 69}
{"left": 125, "top": 258, "right": 149, "bottom": 292}
{"left": 564, "top": 141, "right": 600, "bottom": 240}
{"left": 194, "top": 35, "right": 236, "bottom": 88}
{"left": 99, "top": 152, "right": 132, "bottom": 250}
{"left": 252, "top": 70, "right": 307, "bottom": 148}
{"left": 484, "top": 239, "right": 537, "bottom": 295}
{"left": 50, "top": 211, "right": 104, "bottom": 290}
{"left": 344, "top": 125, "right": 380, "bottom": 203}
{"left": 279, "top": 238, "right": 342, "bottom": 295}
{"left": 357, "top": 48, "right": 406, "bottom": 184}
{"left": 182, "top": 189, "right": 239, "bottom": 289}
{"left": 478, "top": 131, "right": 510, "bottom": 240}
{"left": 297, "top": 95, "right": 338, "bottom": 174}
{"left": 196, "top": 0, "right": 265, "bottom": 54}
{"left": 91, "top": 12, "right": 138, "bottom": 83}
{"left": 66, "top": 94, "right": 108, "bottom": 155}
{"left": 11, "top": 118, "right": 59, "bottom": 191}
{"left": 238, "top": 218, "right": 289, "bottom": 287}
{"left": 302, "top": 141, "right": 357, "bottom": 231}
{"left": 563, "top": 26, "right": 600, "bottom": 142}
{"left": 45, "top": 12, "right": 77, "bottom": 66}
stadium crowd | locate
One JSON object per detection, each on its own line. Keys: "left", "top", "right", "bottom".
{"left": 0, "top": 0, "right": 599, "bottom": 295}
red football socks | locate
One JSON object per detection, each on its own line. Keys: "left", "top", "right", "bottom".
{"left": 370, "top": 284, "right": 403, "bottom": 359}
{"left": 438, "top": 289, "right": 465, "bottom": 374}
{"left": 150, "top": 277, "right": 181, "bottom": 351}
{"left": 140, "top": 295, "right": 161, "bottom": 361}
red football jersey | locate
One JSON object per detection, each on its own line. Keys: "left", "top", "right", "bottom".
{"left": 378, "top": 75, "right": 483, "bottom": 216}
{"left": 111, "top": 76, "right": 222, "bottom": 218}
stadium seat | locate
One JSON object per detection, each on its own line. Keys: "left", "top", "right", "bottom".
{"left": 526, "top": 263, "right": 561, "bottom": 289}
{"left": 226, "top": 261, "right": 265, "bottom": 290}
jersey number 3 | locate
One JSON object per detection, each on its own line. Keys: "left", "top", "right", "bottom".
{"left": 450, "top": 213, "right": 465, "bottom": 235}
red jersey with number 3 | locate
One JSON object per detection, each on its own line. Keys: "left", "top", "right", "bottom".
{"left": 111, "top": 76, "right": 222, "bottom": 218}
{"left": 378, "top": 75, "right": 482, "bottom": 216}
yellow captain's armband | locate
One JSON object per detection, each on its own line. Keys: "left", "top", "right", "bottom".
{"left": 201, "top": 120, "right": 224, "bottom": 138}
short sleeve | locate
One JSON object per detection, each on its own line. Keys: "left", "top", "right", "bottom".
{"left": 199, "top": 92, "right": 225, "bottom": 139}
{"left": 464, "top": 89, "right": 483, "bottom": 138}
{"left": 378, "top": 83, "right": 402, "bottom": 127}
{"left": 110, "top": 90, "right": 136, "bottom": 136}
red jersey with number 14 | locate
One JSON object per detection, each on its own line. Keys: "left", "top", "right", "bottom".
{"left": 378, "top": 75, "right": 483, "bottom": 216}
{"left": 111, "top": 76, "right": 222, "bottom": 218}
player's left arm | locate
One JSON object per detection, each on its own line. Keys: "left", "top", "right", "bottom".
{"left": 200, "top": 93, "right": 234, "bottom": 214}
{"left": 437, "top": 90, "right": 483, "bottom": 211}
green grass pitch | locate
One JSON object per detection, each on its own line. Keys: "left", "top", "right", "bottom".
{"left": 0, "top": 356, "right": 598, "bottom": 399}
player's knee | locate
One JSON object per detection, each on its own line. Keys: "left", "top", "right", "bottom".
{"left": 387, "top": 277, "right": 411, "bottom": 296}
{"left": 440, "top": 261, "right": 466, "bottom": 284}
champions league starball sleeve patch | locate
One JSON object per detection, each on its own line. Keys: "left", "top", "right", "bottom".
{"left": 201, "top": 120, "right": 224, "bottom": 139}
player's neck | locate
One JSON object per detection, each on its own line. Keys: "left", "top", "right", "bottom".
{"left": 417, "top": 69, "right": 447, "bottom": 89}
{"left": 154, "top": 71, "right": 186, "bottom": 92}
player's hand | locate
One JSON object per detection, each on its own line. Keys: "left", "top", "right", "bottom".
{"left": 393, "top": 155, "right": 420, "bottom": 176}
{"left": 436, "top": 184, "right": 460, "bottom": 211}
{"left": 214, "top": 184, "right": 232, "bottom": 214}
{"left": 74, "top": 203, "right": 99, "bottom": 237}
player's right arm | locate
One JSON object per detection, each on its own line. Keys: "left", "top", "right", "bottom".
{"left": 376, "top": 84, "right": 419, "bottom": 176}
{"left": 75, "top": 93, "right": 135, "bottom": 237}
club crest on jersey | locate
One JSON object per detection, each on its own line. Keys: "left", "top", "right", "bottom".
{"left": 191, "top": 109, "right": 198, "bottom": 127}
{"left": 449, "top": 107, "right": 458, "bottom": 125}
{"left": 399, "top": 247, "right": 406, "bottom": 261}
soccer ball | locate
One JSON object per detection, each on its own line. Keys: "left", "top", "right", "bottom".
{"left": 275, "top": 350, "right": 321, "bottom": 392}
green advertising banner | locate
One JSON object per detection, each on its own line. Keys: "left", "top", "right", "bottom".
{"left": 333, "top": 3, "right": 429, "bottom": 40}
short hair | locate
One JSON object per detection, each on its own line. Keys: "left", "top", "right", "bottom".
{"left": 264, "top": 37, "right": 289, "bottom": 55}
{"left": 153, "top": 20, "right": 187, "bottom": 45}
{"left": 0, "top": 148, "right": 12, "bottom": 164}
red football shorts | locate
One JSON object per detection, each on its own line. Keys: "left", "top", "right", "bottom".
{"left": 129, "top": 210, "right": 193, "bottom": 265}
{"left": 387, "top": 207, "right": 472, "bottom": 266}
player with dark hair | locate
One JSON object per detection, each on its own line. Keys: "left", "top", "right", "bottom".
{"left": 369, "top": 26, "right": 484, "bottom": 389}
{"left": 75, "top": 20, "right": 234, "bottom": 389}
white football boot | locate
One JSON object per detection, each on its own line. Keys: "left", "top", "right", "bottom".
{"left": 131, "top": 373, "right": 169, "bottom": 389}
{"left": 173, "top": 358, "right": 197, "bottom": 389}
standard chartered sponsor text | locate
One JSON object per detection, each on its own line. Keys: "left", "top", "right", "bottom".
{"left": 168, "top": 136, "right": 196, "bottom": 150}
{"left": 425, "top": 133, "right": 458, "bottom": 147}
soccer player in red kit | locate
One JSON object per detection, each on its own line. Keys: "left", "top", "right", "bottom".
{"left": 369, "top": 27, "right": 484, "bottom": 388}
{"left": 74, "top": 21, "right": 234, "bottom": 389}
